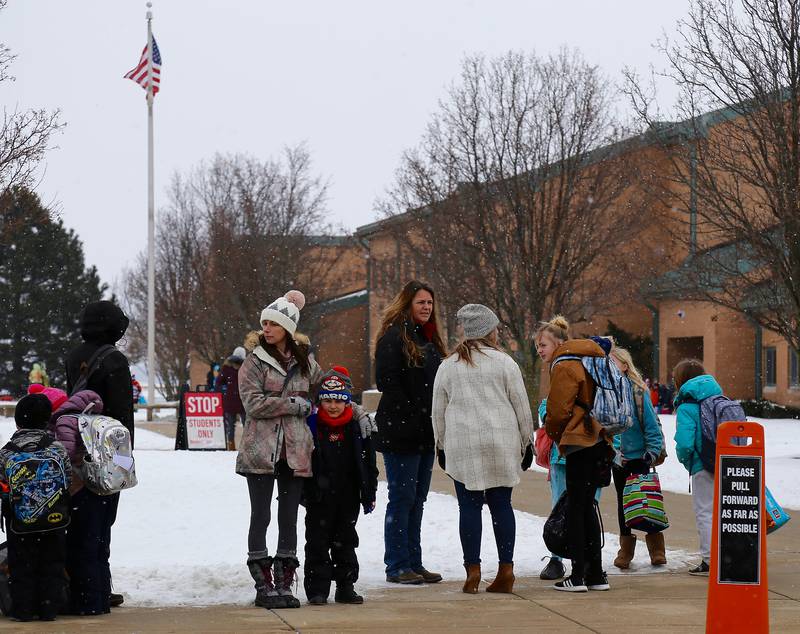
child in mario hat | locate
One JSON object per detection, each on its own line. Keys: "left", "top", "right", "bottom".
{"left": 303, "top": 366, "right": 378, "bottom": 606}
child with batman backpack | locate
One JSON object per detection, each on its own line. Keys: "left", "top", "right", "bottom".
{"left": 0, "top": 394, "right": 71, "bottom": 622}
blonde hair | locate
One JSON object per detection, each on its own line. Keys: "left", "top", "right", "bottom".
{"left": 534, "top": 315, "right": 570, "bottom": 344}
{"left": 610, "top": 346, "right": 645, "bottom": 390}
{"left": 243, "top": 330, "right": 261, "bottom": 353}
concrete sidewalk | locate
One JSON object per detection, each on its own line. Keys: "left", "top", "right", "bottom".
{"left": 2, "top": 428, "right": 796, "bottom": 633}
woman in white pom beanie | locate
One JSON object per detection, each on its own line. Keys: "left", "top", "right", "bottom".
{"left": 237, "top": 289, "right": 322, "bottom": 610}
{"left": 431, "top": 304, "right": 534, "bottom": 595}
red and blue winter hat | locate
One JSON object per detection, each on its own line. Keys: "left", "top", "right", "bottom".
{"left": 318, "top": 366, "right": 353, "bottom": 403}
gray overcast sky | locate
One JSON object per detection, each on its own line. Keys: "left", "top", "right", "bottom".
{"left": 3, "top": 0, "right": 690, "bottom": 290}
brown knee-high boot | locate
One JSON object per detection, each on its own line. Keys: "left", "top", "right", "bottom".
{"left": 613, "top": 534, "right": 636, "bottom": 569}
{"left": 462, "top": 563, "right": 481, "bottom": 594}
{"left": 645, "top": 532, "right": 667, "bottom": 566}
{"left": 486, "top": 563, "right": 514, "bottom": 593}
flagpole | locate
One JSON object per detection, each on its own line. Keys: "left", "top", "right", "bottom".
{"left": 146, "top": 2, "right": 156, "bottom": 415}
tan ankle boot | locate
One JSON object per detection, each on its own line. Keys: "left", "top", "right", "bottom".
{"left": 486, "top": 563, "right": 514, "bottom": 593}
{"left": 462, "top": 563, "right": 481, "bottom": 594}
{"left": 645, "top": 532, "right": 667, "bottom": 565}
{"left": 613, "top": 534, "right": 636, "bottom": 569}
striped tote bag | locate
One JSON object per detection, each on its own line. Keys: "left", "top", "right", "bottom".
{"left": 623, "top": 471, "right": 669, "bottom": 532}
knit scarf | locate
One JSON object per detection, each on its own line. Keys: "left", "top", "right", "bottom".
{"left": 417, "top": 320, "right": 437, "bottom": 343}
{"left": 317, "top": 405, "right": 353, "bottom": 428}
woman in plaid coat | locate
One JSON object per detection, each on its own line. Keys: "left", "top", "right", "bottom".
{"left": 237, "top": 290, "right": 321, "bottom": 610}
{"left": 431, "top": 304, "right": 534, "bottom": 596}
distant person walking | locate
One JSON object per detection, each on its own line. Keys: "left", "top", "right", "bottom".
{"left": 131, "top": 375, "right": 142, "bottom": 405}
{"left": 215, "top": 346, "right": 247, "bottom": 450}
{"left": 237, "top": 290, "right": 320, "bottom": 609}
{"left": 28, "top": 362, "right": 49, "bottom": 387}
{"left": 432, "top": 304, "right": 534, "bottom": 595}
{"left": 373, "top": 280, "right": 446, "bottom": 585}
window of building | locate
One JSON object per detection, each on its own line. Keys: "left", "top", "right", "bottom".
{"left": 790, "top": 348, "right": 799, "bottom": 388}
{"left": 764, "top": 347, "right": 777, "bottom": 387}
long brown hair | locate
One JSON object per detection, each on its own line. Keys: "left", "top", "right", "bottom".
{"left": 673, "top": 358, "right": 705, "bottom": 391}
{"left": 451, "top": 335, "right": 503, "bottom": 366}
{"left": 258, "top": 333, "right": 312, "bottom": 377}
{"left": 376, "top": 280, "right": 446, "bottom": 366}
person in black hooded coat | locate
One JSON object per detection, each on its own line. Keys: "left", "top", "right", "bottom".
{"left": 65, "top": 300, "right": 134, "bottom": 446}
{"left": 63, "top": 300, "right": 133, "bottom": 613}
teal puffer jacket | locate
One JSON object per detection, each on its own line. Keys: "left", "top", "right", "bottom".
{"left": 673, "top": 374, "right": 723, "bottom": 475}
{"left": 613, "top": 385, "right": 663, "bottom": 462}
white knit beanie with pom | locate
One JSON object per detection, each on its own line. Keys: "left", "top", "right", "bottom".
{"left": 260, "top": 290, "right": 306, "bottom": 336}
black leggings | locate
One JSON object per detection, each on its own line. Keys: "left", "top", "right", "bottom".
{"left": 565, "top": 443, "right": 607, "bottom": 580}
{"left": 246, "top": 462, "right": 304, "bottom": 558}
{"left": 613, "top": 464, "right": 633, "bottom": 536}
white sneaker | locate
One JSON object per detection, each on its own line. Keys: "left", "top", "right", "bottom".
{"left": 553, "top": 577, "right": 588, "bottom": 592}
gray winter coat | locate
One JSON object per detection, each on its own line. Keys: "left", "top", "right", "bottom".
{"left": 236, "top": 345, "right": 322, "bottom": 477}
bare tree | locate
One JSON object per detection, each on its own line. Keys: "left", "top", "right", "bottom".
{"left": 382, "top": 50, "right": 653, "bottom": 407}
{"left": 0, "top": 1, "right": 63, "bottom": 193}
{"left": 121, "top": 146, "right": 338, "bottom": 397}
{"left": 627, "top": 0, "right": 800, "bottom": 354}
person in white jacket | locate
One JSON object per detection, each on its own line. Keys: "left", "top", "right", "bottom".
{"left": 432, "top": 304, "right": 534, "bottom": 596}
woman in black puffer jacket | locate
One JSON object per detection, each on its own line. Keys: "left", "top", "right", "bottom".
{"left": 374, "top": 280, "right": 446, "bottom": 585}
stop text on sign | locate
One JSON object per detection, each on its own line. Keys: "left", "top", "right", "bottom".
{"left": 186, "top": 394, "right": 222, "bottom": 416}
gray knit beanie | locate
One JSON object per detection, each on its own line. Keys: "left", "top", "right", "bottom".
{"left": 456, "top": 304, "right": 500, "bottom": 339}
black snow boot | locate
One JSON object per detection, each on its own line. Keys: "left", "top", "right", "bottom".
{"left": 334, "top": 584, "right": 364, "bottom": 604}
{"left": 273, "top": 556, "right": 301, "bottom": 608}
{"left": 247, "top": 557, "right": 285, "bottom": 609}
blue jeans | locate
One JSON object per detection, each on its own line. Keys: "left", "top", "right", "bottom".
{"left": 382, "top": 451, "right": 434, "bottom": 576}
{"left": 453, "top": 481, "right": 515, "bottom": 565}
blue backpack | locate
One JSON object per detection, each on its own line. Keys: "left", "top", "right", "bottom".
{"left": 2, "top": 436, "right": 70, "bottom": 534}
{"left": 551, "top": 354, "right": 635, "bottom": 436}
{"left": 693, "top": 395, "right": 747, "bottom": 473}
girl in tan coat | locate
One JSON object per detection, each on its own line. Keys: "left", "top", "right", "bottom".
{"left": 539, "top": 316, "right": 613, "bottom": 593}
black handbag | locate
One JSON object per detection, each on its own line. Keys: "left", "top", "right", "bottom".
{"left": 543, "top": 492, "right": 604, "bottom": 559}
{"left": 543, "top": 493, "right": 570, "bottom": 558}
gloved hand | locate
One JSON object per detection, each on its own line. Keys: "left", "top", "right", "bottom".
{"left": 643, "top": 451, "right": 656, "bottom": 467}
{"left": 290, "top": 397, "right": 312, "bottom": 417}
{"left": 437, "top": 449, "right": 446, "bottom": 471}
{"left": 626, "top": 458, "right": 650, "bottom": 475}
{"left": 521, "top": 445, "right": 534, "bottom": 471}
{"left": 359, "top": 414, "right": 377, "bottom": 439}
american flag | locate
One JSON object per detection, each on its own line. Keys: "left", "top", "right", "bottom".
{"left": 124, "top": 35, "right": 162, "bottom": 95}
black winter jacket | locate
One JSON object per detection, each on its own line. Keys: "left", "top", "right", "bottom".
{"left": 66, "top": 343, "right": 134, "bottom": 447}
{"left": 305, "top": 413, "right": 378, "bottom": 514}
{"left": 373, "top": 322, "right": 442, "bottom": 454}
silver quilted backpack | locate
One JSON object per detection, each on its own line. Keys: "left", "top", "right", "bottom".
{"left": 77, "top": 405, "right": 138, "bottom": 495}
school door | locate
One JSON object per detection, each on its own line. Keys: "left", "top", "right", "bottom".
{"left": 667, "top": 336, "right": 704, "bottom": 376}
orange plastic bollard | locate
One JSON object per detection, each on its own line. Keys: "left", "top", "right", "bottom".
{"left": 706, "top": 421, "right": 769, "bottom": 634}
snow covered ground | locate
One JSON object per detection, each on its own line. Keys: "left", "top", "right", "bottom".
{"left": 0, "top": 414, "right": 795, "bottom": 607}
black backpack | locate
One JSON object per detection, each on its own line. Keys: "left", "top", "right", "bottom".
{"left": 70, "top": 344, "right": 116, "bottom": 396}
